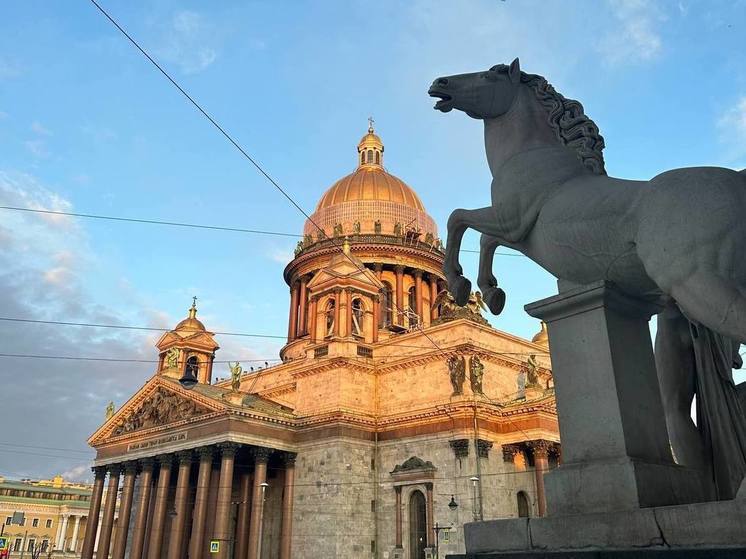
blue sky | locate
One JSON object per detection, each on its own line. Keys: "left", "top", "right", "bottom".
{"left": 1, "top": 0, "right": 745, "bottom": 480}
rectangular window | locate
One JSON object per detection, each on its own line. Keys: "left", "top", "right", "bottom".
{"left": 32, "top": 518, "right": 39, "bottom": 527}
{"left": 27, "top": 539, "right": 35, "bottom": 552}
{"left": 46, "top": 519, "right": 52, "bottom": 528}
{"left": 41, "top": 540, "right": 49, "bottom": 552}
{"left": 12, "top": 539, "right": 21, "bottom": 552}
{"left": 19, "top": 517, "right": 26, "bottom": 526}
{"left": 4, "top": 517, "right": 10, "bottom": 525}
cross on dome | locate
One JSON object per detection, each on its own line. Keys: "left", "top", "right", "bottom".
{"left": 358, "top": 119, "right": 384, "bottom": 168}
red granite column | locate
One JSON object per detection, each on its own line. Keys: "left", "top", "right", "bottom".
{"left": 233, "top": 469, "right": 252, "bottom": 559}
{"left": 111, "top": 462, "right": 137, "bottom": 559}
{"left": 279, "top": 453, "right": 296, "bottom": 559}
{"left": 333, "top": 289, "right": 341, "bottom": 337}
{"left": 394, "top": 266, "right": 405, "bottom": 325}
{"left": 287, "top": 282, "right": 299, "bottom": 342}
{"left": 345, "top": 288, "right": 353, "bottom": 337}
{"left": 213, "top": 443, "right": 238, "bottom": 559}
{"left": 414, "top": 270, "right": 424, "bottom": 323}
{"left": 308, "top": 296, "right": 318, "bottom": 343}
{"left": 96, "top": 465, "right": 121, "bottom": 559}
{"left": 429, "top": 275, "right": 439, "bottom": 320}
{"left": 425, "top": 482, "right": 434, "bottom": 547}
{"left": 166, "top": 451, "right": 192, "bottom": 559}
{"left": 188, "top": 448, "right": 213, "bottom": 559}
{"left": 297, "top": 276, "right": 308, "bottom": 336}
{"left": 394, "top": 486, "right": 403, "bottom": 549}
{"left": 129, "top": 458, "right": 154, "bottom": 559}
{"left": 146, "top": 455, "right": 173, "bottom": 559}
{"left": 81, "top": 467, "right": 106, "bottom": 559}
{"left": 530, "top": 441, "right": 550, "bottom": 517}
{"left": 372, "top": 294, "right": 380, "bottom": 343}
{"left": 247, "top": 448, "right": 272, "bottom": 559}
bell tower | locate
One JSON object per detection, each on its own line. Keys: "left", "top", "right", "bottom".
{"left": 155, "top": 298, "right": 219, "bottom": 385}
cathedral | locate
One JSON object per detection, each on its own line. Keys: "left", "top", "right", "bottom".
{"left": 84, "top": 125, "right": 560, "bottom": 559}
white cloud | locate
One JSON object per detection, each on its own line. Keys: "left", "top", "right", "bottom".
{"left": 31, "top": 121, "right": 52, "bottom": 136}
{"left": 717, "top": 96, "right": 746, "bottom": 162}
{"left": 598, "top": 0, "right": 664, "bottom": 66}
{"left": 155, "top": 11, "right": 218, "bottom": 75}
{"left": 24, "top": 139, "right": 49, "bottom": 158}
{"left": 269, "top": 246, "right": 294, "bottom": 264}
{"left": 60, "top": 464, "right": 93, "bottom": 483}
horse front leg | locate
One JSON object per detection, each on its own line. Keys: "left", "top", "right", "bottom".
{"left": 477, "top": 234, "right": 506, "bottom": 315}
{"left": 445, "top": 206, "right": 502, "bottom": 306}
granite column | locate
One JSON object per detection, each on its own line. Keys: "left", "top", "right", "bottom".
{"left": 80, "top": 467, "right": 106, "bottom": 559}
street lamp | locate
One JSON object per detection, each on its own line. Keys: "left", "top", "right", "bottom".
{"left": 448, "top": 495, "right": 458, "bottom": 511}
{"left": 257, "top": 482, "right": 270, "bottom": 559}
{"left": 469, "top": 477, "right": 479, "bottom": 522}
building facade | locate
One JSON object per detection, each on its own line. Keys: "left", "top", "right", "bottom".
{"left": 0, "top": 475, "right": 118, "bottom": 559}
{"left": 85, "top": 125, "right": 560, "bottom": 559}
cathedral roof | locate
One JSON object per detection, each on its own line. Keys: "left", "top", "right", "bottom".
{"left": 315, "top": 168, "right": 426, "bottom": 212}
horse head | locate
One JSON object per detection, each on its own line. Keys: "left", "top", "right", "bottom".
{"left": 428, "top": 58, "right": 521, "bottom": 120}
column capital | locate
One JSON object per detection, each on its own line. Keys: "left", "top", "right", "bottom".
{"left": 92, "top": 466, "right": 107, "bottom": 480}
{"left": 196, "top": 446, "right": 214, "bottom": 461}
{"left": 218, "top": 442, "right": 240, "bottom": 458}
{"left": 175, "top": 450, "right": 193, "bottom": 464}
{"left": 373, "top": 263, "right": 383, "bottom": 272}
{"left": 157, "top": 454, "right": 174, "bottom": 467}
{"left": 123, "top": 461, "right": 139, "bottom": 475}
{"left": 107, "top": 464, "right": 121, "bottom": 476}
{"left": 394, "top": 264, "right": 405, "bottom": 274}
{"left": 413, "top": 269, "right": 423, "bottom": 278}
{"left": 477, "top": 439, "right": 493, "bottom": 458}
{"left": 394, "top": 485, "right": 402, "bottom": 494}
{"left": 528, "top": 439, "right": 553, "bottom": 459}
{"left": 139, "top": 457, "right": 155, "bottom": 471}
{"left": 282, "top": 452, "right": 297, "bottom": 467}
{"left": 333, "top": 287, "right": 342, "bottom": 295}
{"left": 424, "top": 482, "right": 433, "bottom": 491}
{"left": 501, "top": 444, "right": 520, "bottom": 462}
{"left": 252, "top": 447, "right": 273, "bottom": 464}
{"left": 449, "top": 439, "right": 469, "bottom": 459}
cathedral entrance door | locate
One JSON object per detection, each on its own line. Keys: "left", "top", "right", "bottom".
{"left": 408, "top": 490, "right": 427, "bottom": 559}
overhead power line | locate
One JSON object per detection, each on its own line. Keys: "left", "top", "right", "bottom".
{"left": 0, "top": 205, "right": 520, "bottom": 257}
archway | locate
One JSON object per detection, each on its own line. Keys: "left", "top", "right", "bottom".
{"left": 517, "top": 491, "right": 530, "bottom": 518}
{"left": 409, "top": 490, "right": 427, "bottom": 559}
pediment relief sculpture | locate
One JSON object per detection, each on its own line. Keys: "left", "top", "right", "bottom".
{"left": 112, "top": 387, "right": 210, "bottom": 436}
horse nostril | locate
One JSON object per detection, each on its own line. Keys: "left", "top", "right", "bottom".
{"left": 437, "top": 78, "right": 448, "bottom": 87}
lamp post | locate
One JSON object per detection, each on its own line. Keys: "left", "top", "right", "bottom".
{"left": 257, "top": 482, "right": 269, "bottom": 559}
{"left": 469, "top": 477, "right": 479, "bottom": 522}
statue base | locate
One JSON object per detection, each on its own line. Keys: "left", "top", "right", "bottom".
{"left": 447, "top": 498, "right": 746, "bottom": 557}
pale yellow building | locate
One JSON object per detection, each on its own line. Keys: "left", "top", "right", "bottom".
{"left": 0, "top": 476, "right": 118, "bottom": 558}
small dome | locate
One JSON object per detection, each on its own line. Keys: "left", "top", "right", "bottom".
{"left": 532, "top": 322, "right": 549, "bottom": 347}
{"left": 174, "top": 299, "right": 206, "bottom": 332}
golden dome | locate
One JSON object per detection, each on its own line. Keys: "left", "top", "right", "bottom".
{"left": 175, "top": 299, "right": 206, "bottom": 333}
{"left": 303, "top": 121, "right": 437, "bottom": 239}
{"left": 315, "top": 167, "right": 426, "bottom": 211}
{"left": 532, "top": 322, "right": 549, "bottom": 347}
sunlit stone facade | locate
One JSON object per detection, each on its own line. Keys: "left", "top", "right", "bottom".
{"left": 85, "top": 125, "right": 559, "bottom": 559}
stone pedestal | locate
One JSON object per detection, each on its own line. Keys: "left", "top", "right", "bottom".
{"left": 525, "top": 281, "right": 708, "bottom": 515}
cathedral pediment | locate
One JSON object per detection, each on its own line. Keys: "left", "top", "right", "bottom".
{"left": 89, "top": 377, "right": 222, "bottom": 445}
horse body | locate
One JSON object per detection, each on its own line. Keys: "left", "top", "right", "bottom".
{"left": 430, "top": 61, "right": 746, "bottom": 343}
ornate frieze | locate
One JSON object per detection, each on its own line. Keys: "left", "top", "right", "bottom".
{"left": 391, "top": 456, "right": 435, "bottom": 474}
{"left": 112, "top": 387, "right": 210, "bottom": 436}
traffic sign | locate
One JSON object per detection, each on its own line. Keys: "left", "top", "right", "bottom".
{"left": 209, "top": 540, "right": 219, "bottom": 553}
{"left": 0, "top": 537, "right": 8, "bottom": 550}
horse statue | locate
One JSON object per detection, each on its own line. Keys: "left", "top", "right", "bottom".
{"left": 429, "top": 58, "right": 746, "bottom": 499}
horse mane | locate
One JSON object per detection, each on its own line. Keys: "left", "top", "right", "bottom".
{"left": 495, "top": 65, "right": 606, "bottom": 175}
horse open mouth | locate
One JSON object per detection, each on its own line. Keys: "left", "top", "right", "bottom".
{"left": 428, "top": 89, "right": 453, "bottom": 112}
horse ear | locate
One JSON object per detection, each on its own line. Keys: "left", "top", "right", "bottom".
{"left": 508, "top": 58, "right": 521, "bottom": 83}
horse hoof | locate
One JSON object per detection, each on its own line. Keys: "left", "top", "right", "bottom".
{"left": 484, "top": 287, "right": 506, "bottom": 315}
{"left": 450, "top": 276, "right": 471, "bottom": 306}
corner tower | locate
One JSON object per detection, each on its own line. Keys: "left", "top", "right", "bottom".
{"left": 282, "top": 123, "right": 446, "bottom": 360}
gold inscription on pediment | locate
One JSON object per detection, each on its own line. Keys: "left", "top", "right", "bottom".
{"left": 127, "top": 433, "right": 187, "bottom": 452}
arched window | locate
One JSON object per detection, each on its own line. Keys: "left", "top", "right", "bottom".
{"left": 408, "top": 286, "right": 418, "bottom": 328}
{"left": 409, "top": 490, "right": 427, "bottom": 559}
{"left": 517, "top": 491, "right": 530, "bottom": 518}
{"left": 380, "top": 282, "right": 393, "bottom": 327}
{"left": 375, "top": 151, "right": 380, "bottom": 164}
{"left": 325, "top": 299, "right": 336, "bottom": 337}
{"left": 361, "top": 152, "right": 365, "bottom": 165}
{"left": 367, "top": 150, "right": 374, "bottom": 163}
{"left": 351, "top": 298, "right": 364, "bottom": 336}
{"left": 185, "top": 356, "right": 199, "bottom": 379}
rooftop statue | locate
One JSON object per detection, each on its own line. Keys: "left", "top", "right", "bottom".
{"left": 430, "top": 59, "right": 746, "bottom": 499}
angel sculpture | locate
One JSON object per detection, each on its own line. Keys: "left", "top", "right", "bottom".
{"left": 105, "top": 401, "right": 115, "bottom": 420}
{"left": 525, "top": 354, "right": 540, "bottom": 388}
{"left": 229, "top": 362, "right": 243, "bottom": 392}
{"left": 470, "top": 355, "right": 484, "bottom": 394}
{"left": 165, "top": 347, "right": 179, "bottom": 369}
{"left": 448, "top": 355, "right": 466, "bottom": 395}
{"left": 468, "top": 291, "right": 489, "bottom": 314}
